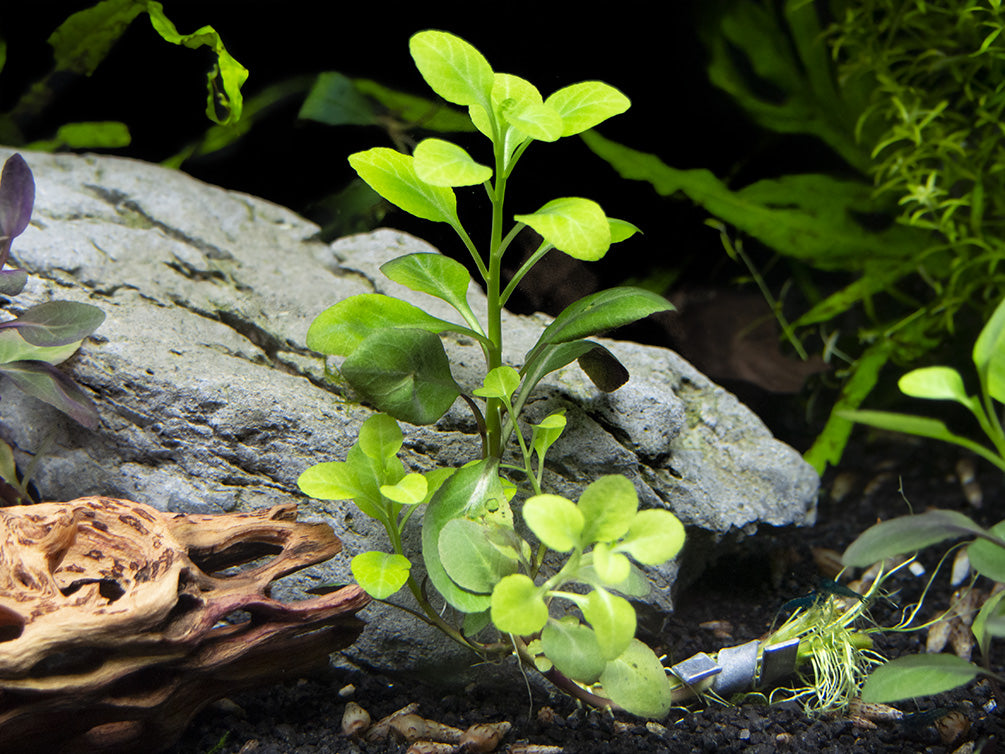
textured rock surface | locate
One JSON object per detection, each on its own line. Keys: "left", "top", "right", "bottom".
{"left": 0, "top": 147, "right": 818, "bottom": 676}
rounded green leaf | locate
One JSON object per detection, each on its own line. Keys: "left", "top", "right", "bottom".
{"left": 599, "top": 639, "right": 673, "bottom": 718}
{"left": 974, "top": 296, "right": 1005, "bottom": 400}
{"left": 861, "top": 654, "right": 981, "bottom": 703}
{"left": 546, "top": 81, "right": 630, "bottom": 137}
{"left": 341, "top": 328, "right": 460, "bottom": 425}
{"left": 473, "top": 365, "right": 520, "bottom": 401}
{"left": 422, "top": 459, "right": 504, "bottom": 613}
{"left": 491, "top": 573, "right": 548, "bottom": 635}
{"left": 351, "top": 551, "right": 411, "bottom": 599}
{"left": 306, "top": 294, "right": 463, "bottom": 357}
{"left": 531, "top": 411, "right": 566, "bottom": 461}
{"left": 381, "top": 473, "right": 428, "bottom": 505}
{"left": 898, "top": 366, "right": 973, "bottom": 405}
{"left": 515, "top": 197, "right": 611, "bottom": 261}
{"left": 592, "top": 542, "right": 631, "bottom": 584}
{"left": 439, "top": 518, "right": 520, "bottom": 593}
{"left": 349, "top": 147, "right": 458, "bottom": 224}
{"left": 502, "top": 100, "right": 563, "bottom": 142}
{"left": 298, "top": 460, "right": 360, "bottom": 502}
{"left": 413, "top": 138, "right": 492, "bottom": 187}
{"left": 582, "top": 587, "right": 636, "bottom": 661}
{"left": 541, "top": 618, "right": 606, "bottom": 683}
{"left": 409, "top": 30, "right": 494, "bottom": 108}
{"left": 618, "top": 509, "right": 686, "bottom": 565}
{"left": 578, "top": 475, "right": 638, "bottom": 544}
{"left": 358, "top": 413, "right": 403, "bottom": 461}
{"left": 523, "top": 494, "right": 585, "bottom": 552}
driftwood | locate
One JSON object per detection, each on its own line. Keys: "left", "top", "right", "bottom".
{"left": 0, "top": 496, "right": 369, "bottom": 753}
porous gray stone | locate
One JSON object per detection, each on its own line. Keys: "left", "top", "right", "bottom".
{"left": 0, "top": 147, "right": 818, "bottom": 677}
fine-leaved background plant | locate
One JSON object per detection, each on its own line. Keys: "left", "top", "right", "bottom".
{"left": 296, "top": 30, "right": 685, "bottom": 717}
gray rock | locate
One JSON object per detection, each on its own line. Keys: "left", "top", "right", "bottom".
{"left": 0, "top": 148, "right": 818, "bottom": 677}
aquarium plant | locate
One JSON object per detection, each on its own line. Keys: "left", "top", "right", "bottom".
{"left": 0, "top": 0, "right": 247, "bottom": 151}
{"left": 836, "top": 295, "right": 1005, "bottom": 702}
{"left": 582, "top": 0, "right": 1005, "bottom": 473}
{"left": 0, "top": 153, "right": 105, "bottom": 503}
{"left": 297, "top": 30, "right": 686, "bottom": 717}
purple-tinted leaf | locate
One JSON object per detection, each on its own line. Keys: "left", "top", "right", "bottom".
{"left": 0, "top": 268, "right": 27, "bottom": 296}
{"left": 0, "top": 360, "right": 99, "bottom": 428}
{"left": 3, "top": 301, "right": 105, "bottom": 347}
{"left": 0, "top": 154, "right": 34, "bottom": 242}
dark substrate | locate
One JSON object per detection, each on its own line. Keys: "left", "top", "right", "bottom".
{"left": 172, "top": 437, "right": 1005, "bottom": 754}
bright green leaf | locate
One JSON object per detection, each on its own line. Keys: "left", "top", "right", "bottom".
{"left": 351, "top": 551, "right": 411, "bottom": 599}
{"left": 474, "top": 365, "right": 520, "bottom": 401}
{"left": 531, "top": 411, "right": 566, "bottom": 462}
{"left": 582, "top": 587, "right": 636, "bottom": 661}
{"left": 381, "top": 473, "right": 428, "bottom": 505}
{"left": 609, "top": 217, "right": 642, "bottom": 244}
{"left": 861, "top": 654, "right": 981, "bottom": 703}
{"left": 502, "top": 100, "right": 563, "bottom": 142}
{"left": 145, "top": 1, "right": 248, "bottom": 125}
{"left": 413, "top": 138, "right": 492, "bottom": 187}
{"left": 592, "top": 542, "right": 632, "bottom": 584}
{"left": 523, "top": 494, "right": 585, "bottom": 552}
{"left": 409, "top": 30, "right": 494, "bottom": 109}
{"left": 541, "top": 617, "right": 606, "bottom": 683}
{"left": 0, "top": 330, "right": 79, "bottom": 366}
{"left": 341, "top": 328, "right": 460, "bottom": 425}
{"left": 618, "top": 509, "right": 686, "bottom": 565}
{"left": 349, "top": 147, "right": 459, "bottom": 224}
{"left": 546, "top": 81, "right": 631, "bottom": 137}
{"left": 578, "top": 475, "right": 638, "bottom": 544}
{"left": 379, "top": 253, "right": 474, "bottom": 319}
{"left": 599, "top": 639, "right": 673, "bottom": 718}
{"left": 491, "top": 573, "right": 548, "bottom": 635}
{"left": 898, "top": 367, "right": 975, "bottom": 408}
{"left": 357, "top": 413, "right": 403, "bottom": 461}
{"left": 515, "top": 197, "right": 611, "bottom": 261}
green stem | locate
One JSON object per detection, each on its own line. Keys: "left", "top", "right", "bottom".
{"left": 501, "top": 237, "right": 551, "bottom": 307}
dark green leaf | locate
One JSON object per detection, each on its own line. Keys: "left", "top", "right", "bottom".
{"left": 577, "top": 344, "right": 629, "bottom": 392}
{"left": 526, "top": 287, "right": 672, "bottom": 364}
{"left": 422, "top": 459, "right": 506, "bottom": 612}
{"left": 298, "top": 71, "right": 380, "bottom": 127}
{"left": 341, "top": 328, "right": 460, "bottom": 425}
{"left": 843, "top": 509, "right": 997, "bottom": 568}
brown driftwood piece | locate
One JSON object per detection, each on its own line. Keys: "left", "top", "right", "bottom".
{"left": 0, "top": 496, "right": 369, "bottom": 753}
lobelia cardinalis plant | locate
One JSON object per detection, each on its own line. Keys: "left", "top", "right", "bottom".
{"left": 297, "top": 30, "right": 685, "bottom": 716}
{"left": 0, "top": 153, "right": 105, "bottom": 503}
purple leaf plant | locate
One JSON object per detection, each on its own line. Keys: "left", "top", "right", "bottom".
{"left": 0, "top": 153, "right": 105, "bottom": 432}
